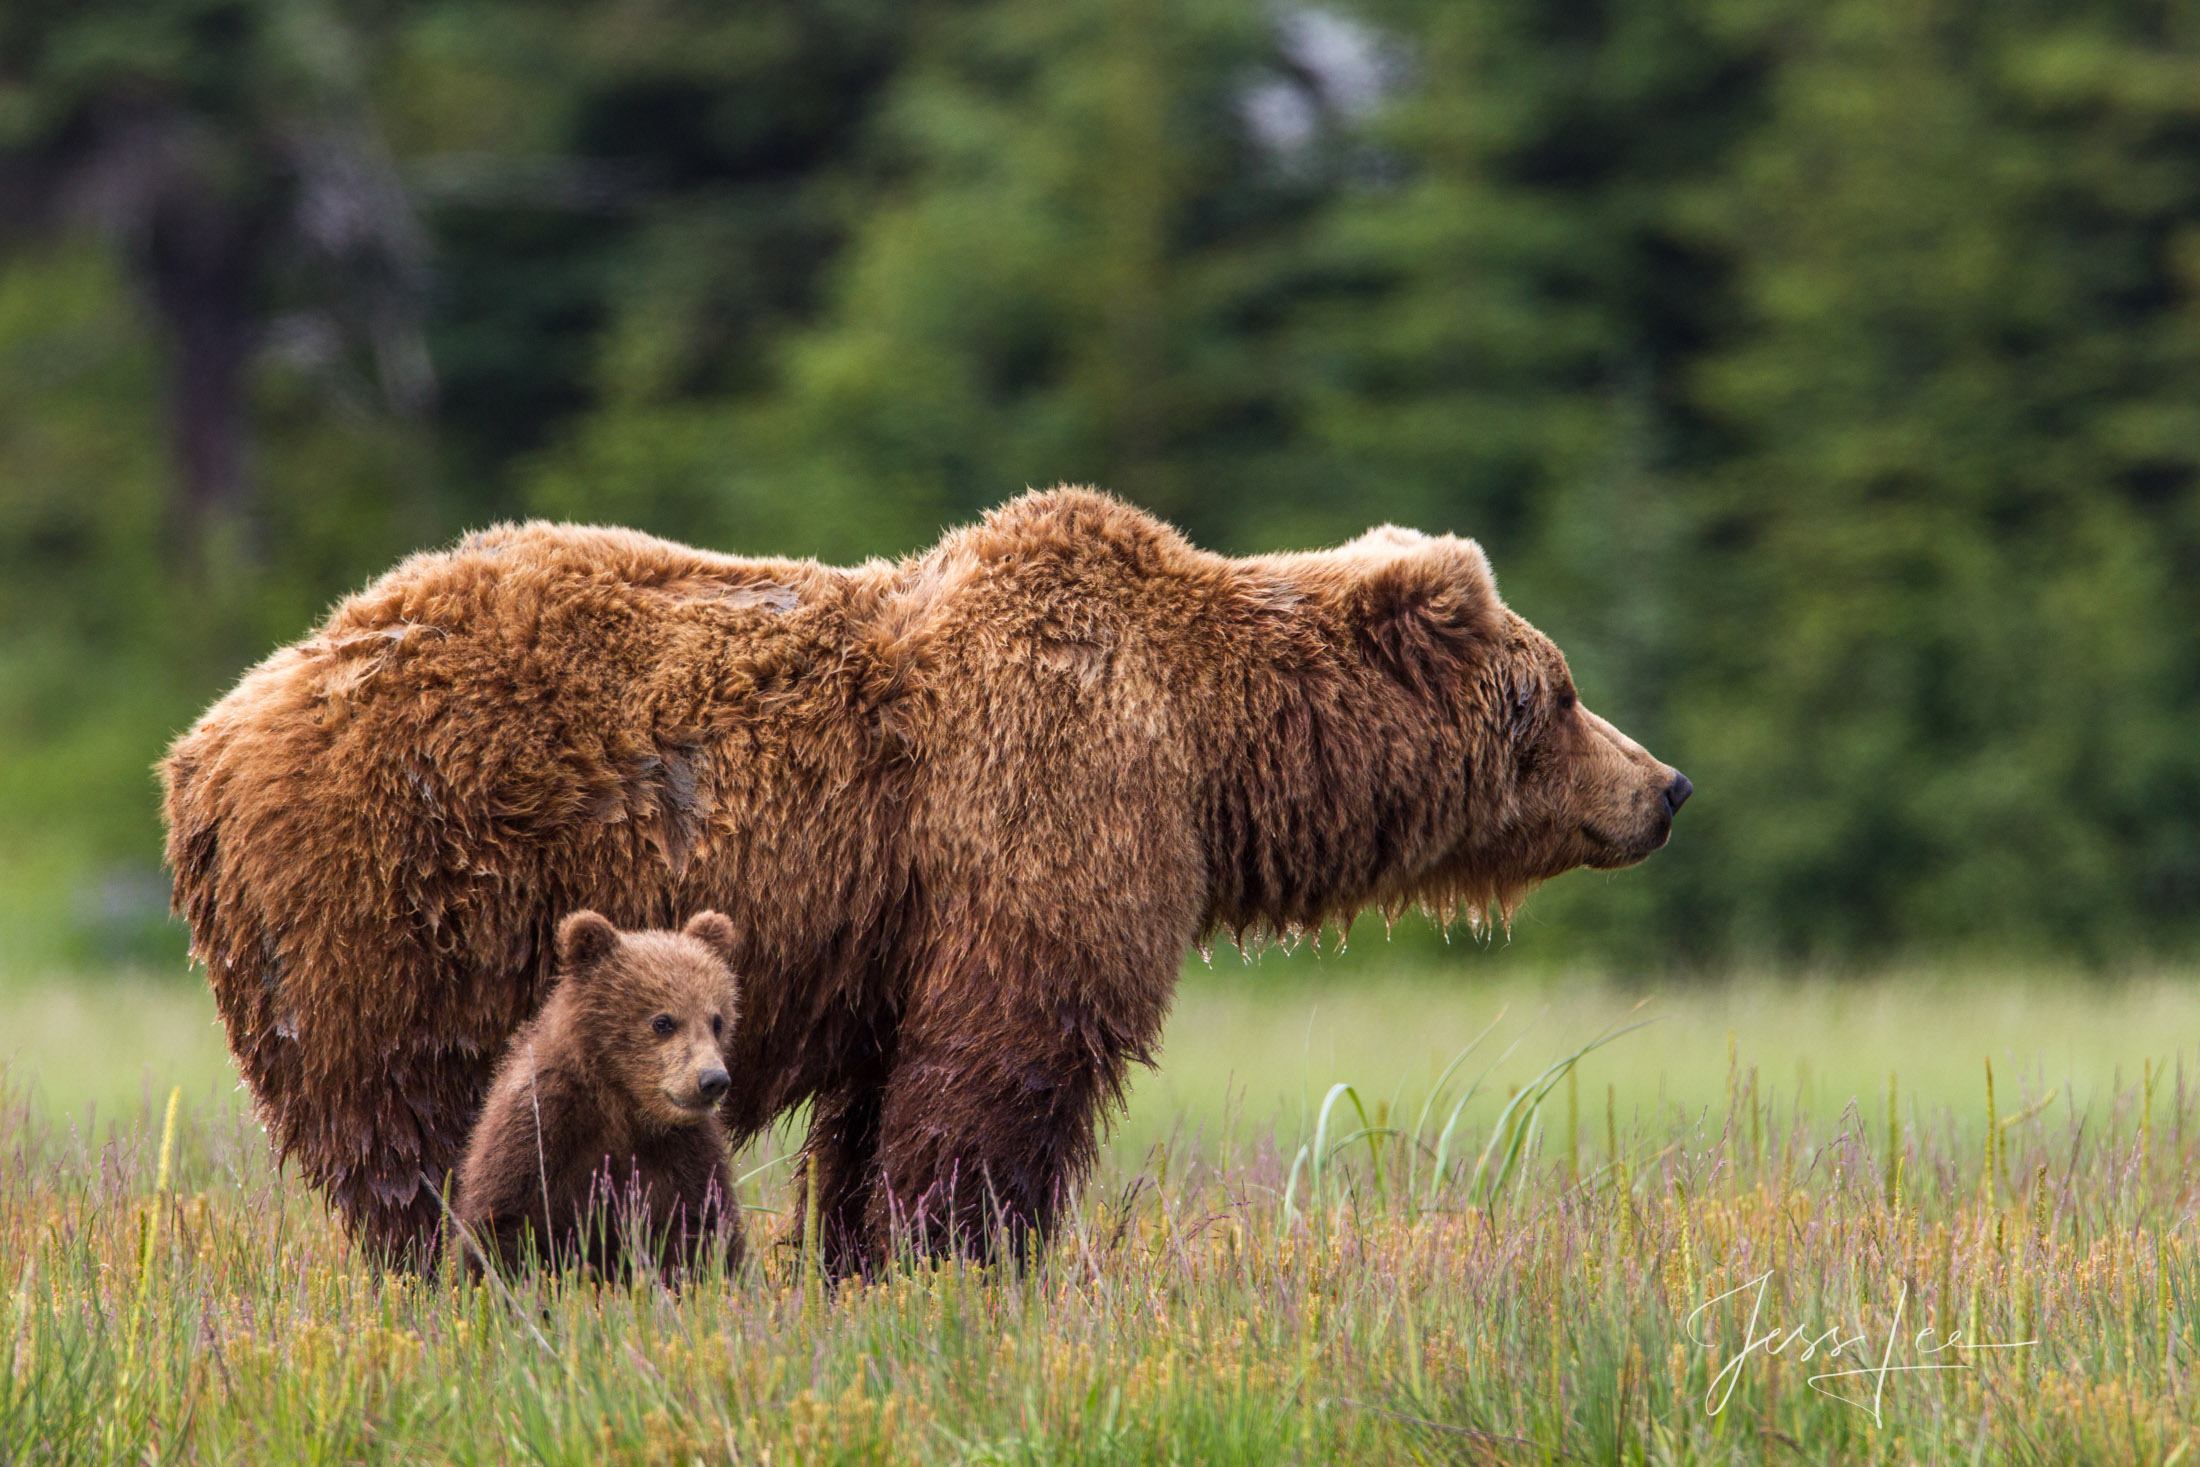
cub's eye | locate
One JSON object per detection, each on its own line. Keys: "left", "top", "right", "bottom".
{"left": 1557, "top": 688, "right": 1578, "bottom": 714}
{"left": 710, "top": 1013, "right": 723, "bottom": 1039}
{"left": 650, "top": 1014, "right": 676, "bottom": 1038}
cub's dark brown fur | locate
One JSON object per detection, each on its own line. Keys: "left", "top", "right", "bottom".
{"left": 454, "top": 910, "right": 744, "bottom": 1276}
{"left": 163, "top": 488, "right": 1691, "bottom": 1269}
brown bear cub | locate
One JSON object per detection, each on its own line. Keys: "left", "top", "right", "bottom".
{"left": 454, "top": 910, "right": 744, "bottom": 1277}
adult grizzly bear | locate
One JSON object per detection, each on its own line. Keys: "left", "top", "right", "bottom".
{"left": 162, "top": 488, "right": 1690, "bottom": 1268}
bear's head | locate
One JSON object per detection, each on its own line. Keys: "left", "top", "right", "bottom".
{"left": 1254, "top": 525, "right": 1692, "bottom": 927}
{"left": 551, "top": 910, "right": 742, "bottom": 1129}
{"left": 1375, "top": 529, "right": 1688, "bottom": 913}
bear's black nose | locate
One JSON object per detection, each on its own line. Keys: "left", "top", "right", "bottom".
{"left": 697, "top": 1068, "right": 731, "bottom": 1102}
{"left": 1663, "top": 772, "right": 1694, "bottom": 814}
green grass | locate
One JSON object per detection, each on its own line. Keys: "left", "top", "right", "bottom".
{"left": 4, "top": 947, "right": 2199, "bottom": 1462}
{"left": 1130, "top": 944, "right": 2195, "bottom": 1162}
{"left": 0, "top": 970, "right": 237, "bottom": 1127}
{"left": 8, "top": 938, "right": 2193, "bottom": 1167}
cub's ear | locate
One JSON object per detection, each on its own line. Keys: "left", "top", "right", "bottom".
{"left": 682, "top": 910, "right": 739, "bottom": 968}
{"left": 1349, "top": 534, "right": 1503, "bottom": 689}
{"left": 556, "top": 910, "right": 620, "bottom": 972}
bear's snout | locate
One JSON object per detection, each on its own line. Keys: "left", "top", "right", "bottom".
{"left": 1560, "top": 712, "right": 1695, "bottom": 871}
{"left": 1663, "top": 772, "right": 1693, "bottom": 815}
{"left": 697, "top": 1068, "right": 731, "bottom": 1103}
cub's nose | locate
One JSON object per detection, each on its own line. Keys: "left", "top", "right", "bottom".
{"left": 1663, "top": 772, "right": 1694, "bottom": 815}
{"left": 697, "top": 1068, "right": 731, "bottom": 1103}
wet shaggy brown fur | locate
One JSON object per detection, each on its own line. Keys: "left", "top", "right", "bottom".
{"left": 161, "top": 487, "right": 1690, "bottom": 1268}
{"left": 454, "top": 910, "right": 743, "bottom": 1277}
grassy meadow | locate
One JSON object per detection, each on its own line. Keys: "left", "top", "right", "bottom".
{"left": 5, "top": 939, "right": 2200, "bottom": 1462}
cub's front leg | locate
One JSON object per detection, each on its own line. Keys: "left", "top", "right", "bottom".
{"left": 637, "top": 1123, "right": 744, "bottom": 1277}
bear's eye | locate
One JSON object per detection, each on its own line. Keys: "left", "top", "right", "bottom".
{"left": 1557, "top": 687, "right": 1577, "bottom": 714}
{"left": 651, "top": 1014, "right": 676, "bottom": 1038}
{"left": 710, "top": 1013, "right": 723, "bottom": 1039}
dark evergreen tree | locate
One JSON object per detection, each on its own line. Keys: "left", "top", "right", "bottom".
{"left": 1671, "top": 0, "right": 2200, "bottom": 956}
{"left": 524, "top": 0, "right": 1351, "bottom": 558}
{"left": 0, "top": 0, "right": 428, "bottom": 556}
{"left": 383, "top": 0, "right": 917, "bottom": 521}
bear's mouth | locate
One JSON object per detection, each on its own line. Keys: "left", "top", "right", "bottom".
{"left": 662, "top": 1091, "right": 718, "bottom": 1117}
{"left": 1579, "top": 815, "right": 1671, "bottom": 868}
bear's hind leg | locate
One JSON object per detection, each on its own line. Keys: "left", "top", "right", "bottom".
{"left": 793, "top": 1079, "right": 889, "bottom": 1279}
{"left": 324, "top": 1043, "right": 485, "bottom": 1267}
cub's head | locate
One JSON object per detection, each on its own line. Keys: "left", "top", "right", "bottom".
{"left": 550, "top": 910, "right": 741, "bottom": 1129}
{"left": 1288, "top": 526, "right": 1692, "bottom": 923}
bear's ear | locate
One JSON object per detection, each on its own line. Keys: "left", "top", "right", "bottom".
{"left": 1348, "top": 534, "right": 1503, "bottom": 690}
{"left": 556, "top": 910, "right": 620, "bottom": 972}
{"left": 682, "top": 910, "right": 739, "bottom": 968}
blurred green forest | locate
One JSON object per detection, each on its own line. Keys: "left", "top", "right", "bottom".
{"left": 2, "top": 0, "right": 2197, "bottom": 971}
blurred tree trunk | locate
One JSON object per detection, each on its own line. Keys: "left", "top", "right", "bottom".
{"left": 1, "top": 2, "right": 429, "bottom": 574}
{"left": 146, "top": 199, "right": 269, "bottom": 560}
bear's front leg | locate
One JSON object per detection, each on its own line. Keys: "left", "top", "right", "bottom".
{"left": 793, "top": 1078, "right": 889, "bottom": 1279}
{"left": 862, "top": 989, "right": 1149, "bottom": 1266}
{"left": 637, "top": 1126, "right": 744, "bottom": 1280}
